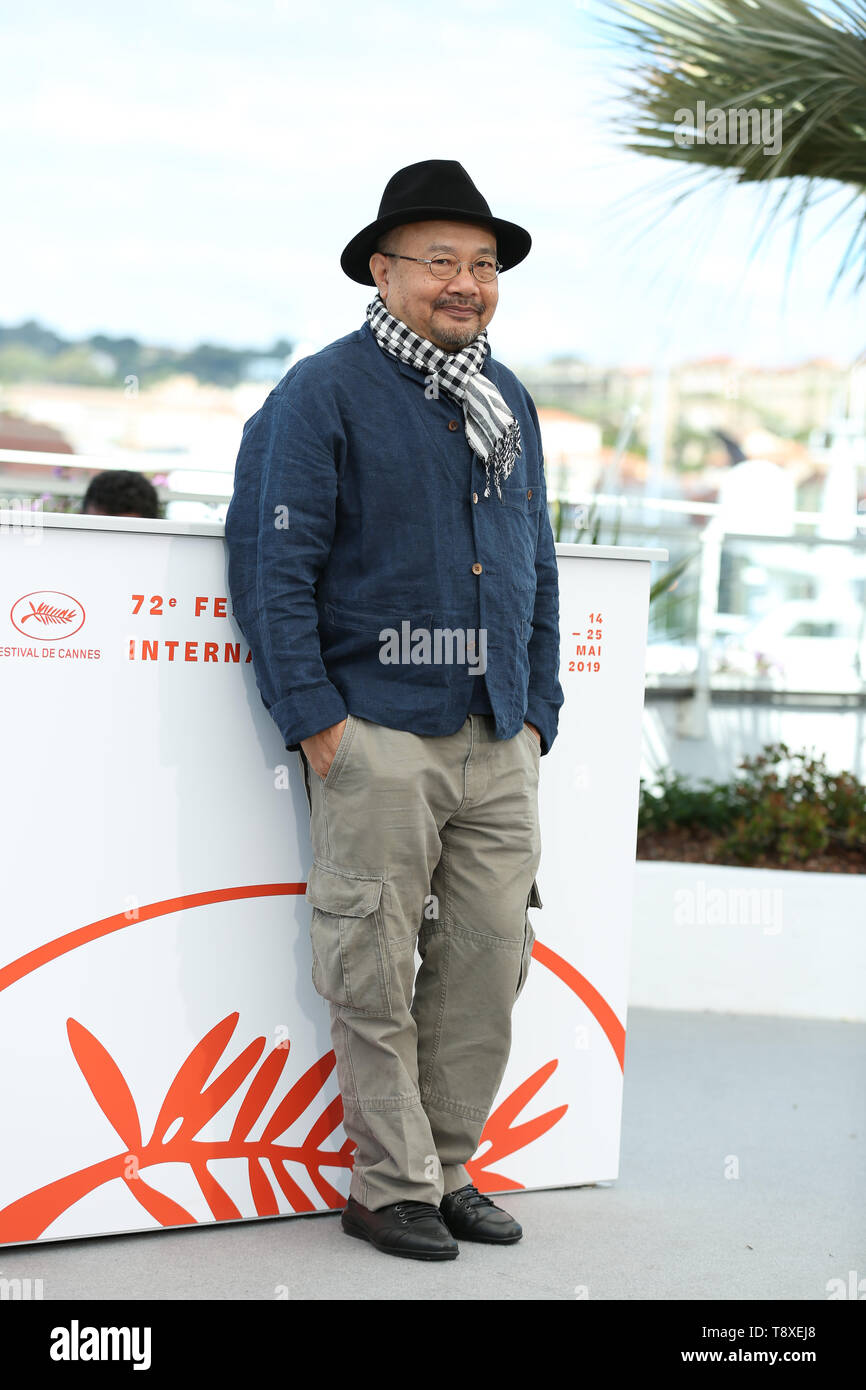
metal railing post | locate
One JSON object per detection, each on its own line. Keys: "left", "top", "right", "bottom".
{"left": 676, "top": 516, "right": 723, "bottom": 739}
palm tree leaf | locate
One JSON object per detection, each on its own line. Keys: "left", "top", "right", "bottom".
{"left": 604, "top": 0, "right": 866, "bottom": 288}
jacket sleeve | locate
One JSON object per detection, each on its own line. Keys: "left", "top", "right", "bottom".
{"left": 224, "top": 381, "right": 348, "bottom": 751}
{"left": 523, "top": 394, "right": 565, "bottom": 755}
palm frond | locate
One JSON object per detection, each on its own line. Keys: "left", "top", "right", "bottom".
{"left": 604, "top": 0, "right": 866, "bottom": 287}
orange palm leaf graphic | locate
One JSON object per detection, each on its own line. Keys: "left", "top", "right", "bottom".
{"left": 467, "top": 1060, "right": 568, "bottom": 1192}
{"left": 0, "top": 1015, "right": 566, "bottom": 1242}
{"left": 149, "top": 1013, "right": 261, "bottom": 1145}
{"left": 21, "top": 601, "right": 76, "bottom": 626}
{"left": 66, "top": 1018, "right": 143, "bottom": 1151}
{"left": 230, "top": 1046, "right": 290, "bottom": 1141}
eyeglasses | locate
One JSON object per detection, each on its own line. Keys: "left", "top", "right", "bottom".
{"left": 379, "top": 252, "right": 502, "bottom": 283}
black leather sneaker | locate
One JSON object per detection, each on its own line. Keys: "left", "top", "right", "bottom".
{"left": 341, "top": 1195, "right": 459, "bottom": 1260}
{"left": 440, "top": 1184, "right": 523, "bottom": 1243}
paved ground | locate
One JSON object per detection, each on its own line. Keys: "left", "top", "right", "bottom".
{"left": 1, "top": 1007, "right": 862, "bottom": 1300}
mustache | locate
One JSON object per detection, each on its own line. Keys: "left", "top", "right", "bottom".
{"left": 435, "top": 300, "right": 483, "bottom": 312}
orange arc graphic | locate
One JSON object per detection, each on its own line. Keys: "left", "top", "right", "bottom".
{"left": 0, "top": 884, "right": 625, "bottom": 1071}
{"left": 531, "top": 941, "right": 625, "bottom": 1070}
{"left": 0, "top": 885, "right": 304, "bottom": 994}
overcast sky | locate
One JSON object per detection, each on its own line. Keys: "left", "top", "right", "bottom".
{"left": 5, "top": 0, "right": 865, "bottom": 369}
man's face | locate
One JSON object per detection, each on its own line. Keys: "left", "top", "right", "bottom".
{"left": 369, "top": 219, "right": 499, "bottom": 351}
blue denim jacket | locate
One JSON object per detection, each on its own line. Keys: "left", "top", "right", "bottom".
{"left": 224, "top": 319, "right": 564, "bottom": 754}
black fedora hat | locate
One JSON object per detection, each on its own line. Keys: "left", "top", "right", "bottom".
{"left": 341, "top": 159, "right": 531, "bottom": 286}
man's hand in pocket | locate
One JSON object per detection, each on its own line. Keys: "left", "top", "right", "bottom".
{"left": 301, "top": 719, "right": 348, "bottom": 780}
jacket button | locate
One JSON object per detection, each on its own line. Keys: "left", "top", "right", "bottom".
{"left": 527, "top": 488, "right": 533, "bottom": 499}
{"left": 471, "top": 562, "right": 483, "bottom": 575}
{"left": 472, "top": 491, "right": 478, "bottom": 504}
{"left": 447, "top": 419, "right": 460, "bottom": 432}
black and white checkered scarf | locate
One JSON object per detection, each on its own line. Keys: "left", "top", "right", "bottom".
{"left": 366, "top": 294, "right": 521, "bottom": 500}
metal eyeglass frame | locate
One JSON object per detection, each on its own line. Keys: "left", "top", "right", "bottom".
{"left": 378, "top": 251, "right": 503, "bottom": 283}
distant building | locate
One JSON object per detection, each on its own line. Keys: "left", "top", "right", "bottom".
{"left": 0, "top": 410, "right": 74, "bottom": 454}
{"left": 536, "top": 408, "right": 602, "bottom": 501}
{"left": 520, "top": 355, "right": 851, "bottom": 479}
{"left": 0, "top": 410, "right": 77, "bottom": 509}
{"left": 0, "top": 377, "right": 266, "bottom": 463}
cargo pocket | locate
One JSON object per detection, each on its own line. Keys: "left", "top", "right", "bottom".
{"left": 516, "top": 878, "right": 542, "bottom": 998}
{"left": 305, "top": 861, "right": 391, "bottom": 1017}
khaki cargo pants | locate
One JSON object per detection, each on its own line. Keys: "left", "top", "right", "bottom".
{"left": 297, "top": 712, "right": 543, "bottom": 1212}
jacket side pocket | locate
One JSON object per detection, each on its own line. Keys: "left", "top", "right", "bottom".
{"left": 306, "top": 861, "right": 391, "bottom": 1017}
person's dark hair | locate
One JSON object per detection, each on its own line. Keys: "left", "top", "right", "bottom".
{"left": 374, "top": 230, "right": 398, "bottom": 256}
{"left": 81, "top": 470, "right": 161, "bottom": 519}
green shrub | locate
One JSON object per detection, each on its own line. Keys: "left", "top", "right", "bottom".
{"left": 638, "top": 766, "right": 739, "bottom": 835}
{"left": 639, "top": 742, "right": 866, "bottom": 867}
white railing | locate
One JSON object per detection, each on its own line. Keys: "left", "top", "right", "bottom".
{"left": 0, "top": 449, "right": 233, "bottom": 508}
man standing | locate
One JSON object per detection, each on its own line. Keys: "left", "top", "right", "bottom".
{"left": 225, "top": 160, "right": 564, "bottom": 1262}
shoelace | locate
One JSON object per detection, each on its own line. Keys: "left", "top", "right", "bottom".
{"left": 393, "top": 1201, "right": 444, "bottom": 1225}
{"left": 449, "top": 1185, "right": 495, "bottom": 1210}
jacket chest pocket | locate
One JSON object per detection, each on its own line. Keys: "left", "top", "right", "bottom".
{"left": 499, "top": 481, "right": 543, "bottom": 515}
{"left": 305, "top": 861, "right": 392, "bottom": 1018}
{"left": 495, "top": 481, "right": 543, "bottom": 580}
